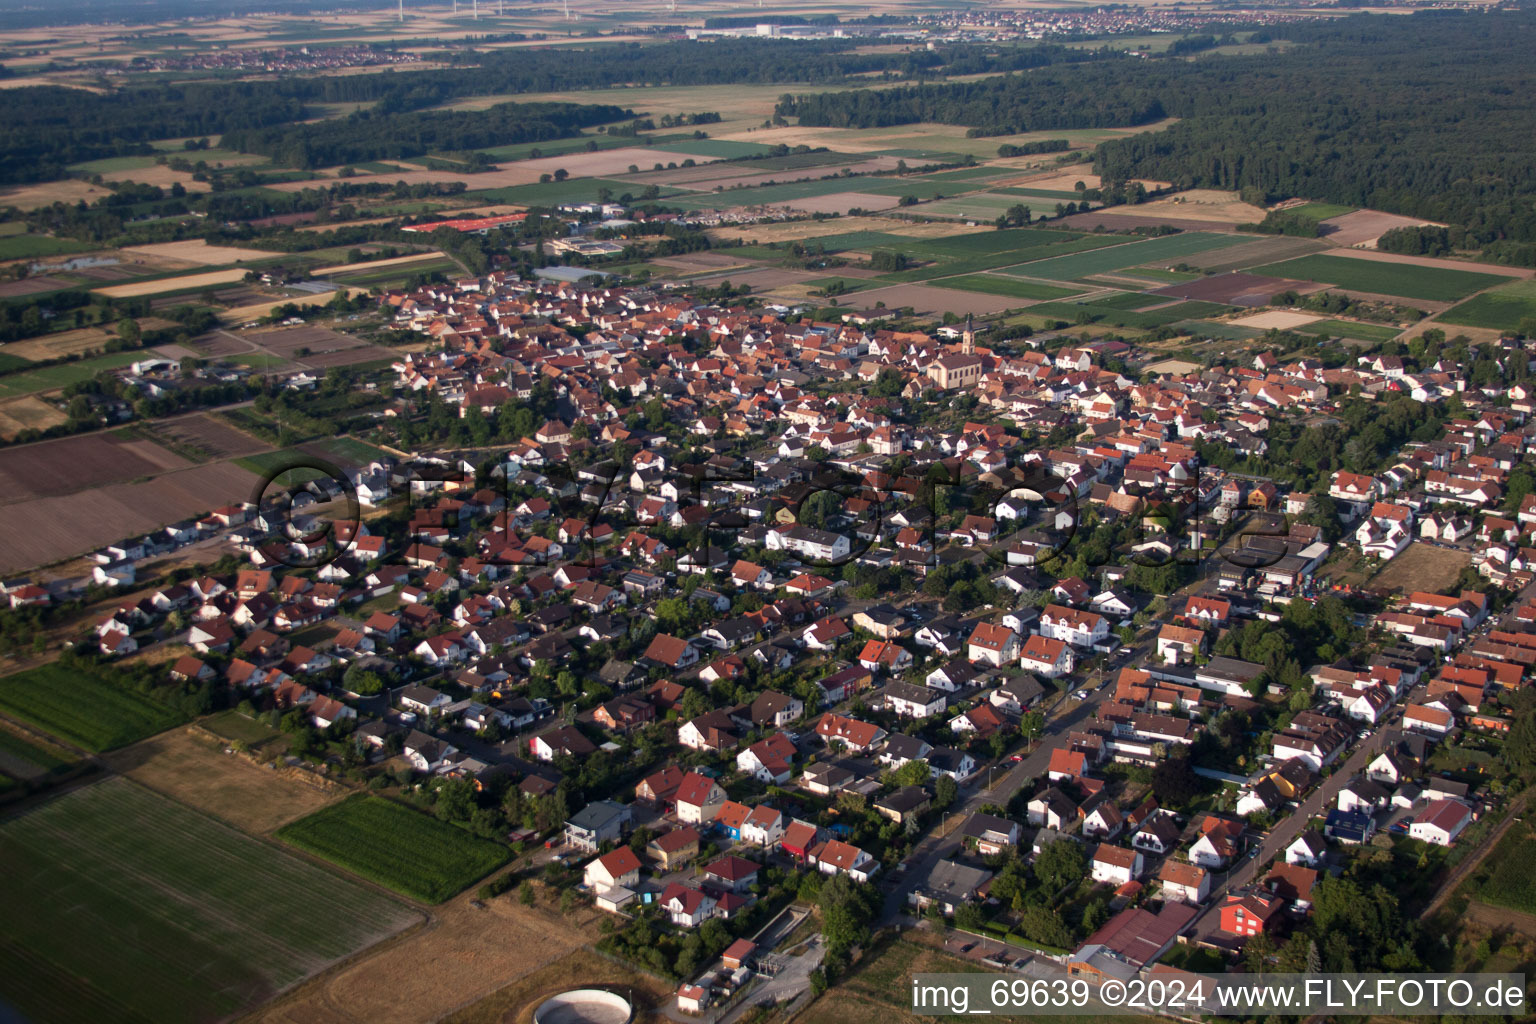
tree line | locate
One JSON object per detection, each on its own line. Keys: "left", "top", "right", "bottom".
{"left": 781, "top": 10, "right": 1536, "bottom": 246}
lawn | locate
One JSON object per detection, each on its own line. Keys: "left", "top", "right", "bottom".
{"left": 0, "top": 663, "right": 185, "bottom": 752}
{"left": 1295, "top": 318, "right": 1403, "bottom": 342}
{"left": 200, "top": 709, "right": 281, "bottom": 746}
{"left": 995, "top": 186, "right": 1087, "bottom": 201}
{"left": 1438, "top": 277, "right": 1536, "bottom": 331}
{"left": 0, "top": 779, "right": 417, "bottom": 1024}
{"left": 1001, "top": 232, "right": 1256, "bottom": 281}
{"left": 938, "top": 274, "right": 1085, "bottom": 301}
{"left": 0, "top": 351, "right": 143, "bottom": 398}
{"left": 0, "top": 235, "right": 94, "bottom": 261}
{"left": 277, "top": 795, "right": 511, "bottom": 903}
{"left": 1252, "top": 254, "right": 1508, "bottom": 303}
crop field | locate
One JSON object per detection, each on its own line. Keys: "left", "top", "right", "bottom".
{"left": 0, "top": 724, "right": 78, "bottom": 781}
{"left": 0, "top": 664, "right": 185, "bottom": 752}
{"left": 91, "top": 268, "right": 249, "bottom": 300}
{"left": 277, "top": 795, "right": 510, "bottom": 903}
{"left": 1296, "top": 319, "right": 1404, "bottom": 342}
{"left": 937, "top": 275, "right": 1085, "bottom": 301}
{"left": 1177, "top": 320, "right": 1264, "bottom": 340}
{"left": 1439, "top": 278, "right": 1536, "bottom": 330}
{"left": 0, "top": 779, "right": 419, "bottom": 1024}
{"left": 0, "top": 234, "right": 93, "bottom": 261}
{"left": 904, "top": 193, "right": 1052, "bottom": 220}
{"left": 0, "top": 428, "right": 188, "bottom": 500}
{"left": 1085, "top": 291, "right": 1171, "bottom": 310}
{"left": 104, "top": 727, "right": 341, "bottom": 835}
{"left": 0, "top": 351, "right": 144, "bottom": 399}
{"left": 1026, "top": 299, "right": 1233, "bottom": 329}
{"left": 1000, "top": 232, "right": 1256, "bottom": 281}
{"left": 1287, "top": 202, "right": 1357, "bottom": 221}
{"left": 1253, "top": 253, "right": 1507, "bottom": 302}
{"left": 878, "top": 231, "right": 1133, "bottom": 281}
{"left": 1476, "top": 821, "right": 1536, "bottom": 915}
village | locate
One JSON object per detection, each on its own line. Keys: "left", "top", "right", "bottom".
{"left": 0, "top": 262, "right": 1526, "bottom": 1018}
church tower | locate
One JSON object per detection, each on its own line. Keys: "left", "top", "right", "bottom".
{"left": 961, "top": 314, "right": 975, "bottom": 356}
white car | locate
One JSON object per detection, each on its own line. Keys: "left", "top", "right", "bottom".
{"left": 1073, "top": 690, "right": 1089, "bottom": 700}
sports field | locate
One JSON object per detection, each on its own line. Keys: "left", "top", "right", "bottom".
{"left": 0, "top": 779, "right": 418, "bottom": 1024}
{"left": 1439, "top": 278, "right": 1536, "bottom": 331}
{"left": 0, "top": 351, "right": 143, "bottom": 398}
{"left": 0, "top": 663, "right": 185, "bottom": 752}
{"left": 1001, "top": 232, "right": 1255, "bottom": 281}
{"left": 1252, "top": 253, "right": 1508, "bottom": 302}
{"left": 277, "top": 795, "right": 511, "bottom": 903}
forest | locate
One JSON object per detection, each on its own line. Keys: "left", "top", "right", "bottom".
{"left": 780, "top": 10, "right": 1536, "bottom": 245}
{"left": 0, "top": 38, "right": 1108, "bottom": 185}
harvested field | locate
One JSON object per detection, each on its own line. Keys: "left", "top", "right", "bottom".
{"left": 1369, "top": 542, "right": 1472, "bottom": 594}
{"left": 308, "top": 251, "right": 445, "bottom": 276}
{"left": 257, "top": 890, "right": 635, "bottom": 1024}
{"left": 0, "top": 276, "right": 75, "bottom": 299}
{"left": 1, "top": 327, "right": 116, "bottom": 362}
{"left": 92, "top": 268, "right": 249, "bottom": 300}
{"left": 0, "top": 395, "right": 68, "bottom": 439}
{"left": 1328, "top": 247, "right": 1533, "bottom": 278}
{"left": 835, "top": 283, "right": 1020, "bottom": 317}
{"left": 650, "top": 251, "right": 757, "bottom": 272}
{"left": 100, "top": 165, "right": 210, "bottom": 194}
{"left": 1230, "top": 310, "right": 1323, "bottom": 330}
{"left": 1149, "top": 272, "right": 1319, "bottom": 307}
{"left": 220, "top": 288, "right": 367, "bottom": 325}
{"left": 103, "top": 726, "right": 343, "bottom": 834}
{"left": 0, "top": 179, "right": 109, "bottom": 211}
{"left": 122, "top": 240, "right": 279, "bottom": 266}
{"left": 270, "top": 146, "right": 723, "bottom": 194}
{"left": 1317, "top": 208, "right": 1443, "bottom": 248}
{"left": 711, "top": 216, "right": 987, "bottom": 247}
{"left": 0, "top": 430, "right": 189, "bottom": 501}
{"left": 0, "top": 459, "right": 259, "bottom": 574}
{"left": 1119, "top": 189, "right": 1266, "bottom": 224}
{"left": 1144, "top": 358, "right": 1203, "bottom": 375}
{"left": 0, "top": 778, "right": 418, "bottom": 1024}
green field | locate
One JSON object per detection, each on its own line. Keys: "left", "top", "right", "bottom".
{"left": 1438, "top": 277, "right": 1536, "bottom": 331}
{"left": 1001, "top": 232, "right": 1255, "bottom": 281}
{"left": 1178, "top": 319, "right": 1264, "bottom": 340}
{"left": 0, "top": 779, "right": 417, "bottom": 1024}
{"left": 1252, "top": 254, "right": 1508, "bottom": 302}
{"left": 1026, "top": 299, "right": 1232, "bottom": 329}
{"left": 0, "top": 664, "right": 185, "bottom": 752}
{"left": 464, "top": 176, "right": 673, "bottom": 206}
{"left": 1085, "top": 291, "right": 1170, "bottom": 310}
{"left": 995, "top": 186, "right": 1086, "bottom": 202}
{"left": 902, "top": 193, "right": 1047, "bottom": 220}
{"left": 277, "top": 795, "right": 510, "bottom": 903}
{"left": 1477, "top": 822, "right": 1536, "bottom": 915}
{"left": 0, "top": 235, "right": 94, "bottom": 261}
{"left": 780, "top": 230, "right": 914, "bottom": 253}
{"left": 1296, "top": 318, "right": 1403, "bottom": 342}
{"left": 0, "top": 727, "right": 77, "bottom": 780}
{"left": 938, "top": 274, "right": 1084, "bottom": 301}
{"left": 645, "top": 138, "right": 780, "bottom": 159}
{"left": 0, "top": 352, "right": 144, "bottom": 398}
{"left": 877, "top": 229, "right": 1132, "bottom": 281}
{"left": 1286, "top": 202, "right": 1356, "bottom": 221}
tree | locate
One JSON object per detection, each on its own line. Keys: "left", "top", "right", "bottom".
{"left": 892, "top": 759, "right": 931, "bottom": 787}
{"left": 1151, "top": 752, "right": 1202, "bottom": 808}
{"left": 1019, "top": 710, "right": 1045, "bottom": 750}
{"left": 519, "top": 881, "right": 536, "bottom": 906}
{"left": 1033, "top": 838, "right": 1085, "bottom": 892}
{"left": 117, "top": 317, "right": 141, "bottom": 345}
{"left": 934, "top": 774, "right": 958, "bottom": 808}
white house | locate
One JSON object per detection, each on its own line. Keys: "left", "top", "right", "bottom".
{"left": 1408, "top": 799, "right": 1472, "bottom": 846}
{"left": 1090, "top": 844, "right": 1144, "bottom": 886}
{"left": 1019, "top": 635, "right": 1074, "bottom": 678}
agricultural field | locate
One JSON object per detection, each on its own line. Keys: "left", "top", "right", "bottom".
{"left": 1439, "top": 277, "right": 1536, "bottom": 331}
{"left": 1001, "top": 232, "right": 1256, "bottom": 281}
{"left": 937, "top": 275, "right": 1085, "bottom": 301}
{"left": 276, "top": 795, "right": 511, "bottom": 903}
{"left": 0, "top": 351, "right": 142, "bottom": 398}
{"left": 1296, "top": 319, "right": 1404, "bottom": 342}
{"left": 0, "top": 664, "right": 186, "bottom": 752}
{"left": 0, "top": 234, "right": 94, "bottom": 261}
{"left": 104, "top": 726, "right": 342, "bottom": 834}
{"left": 0, "top": 724, "right": 79, "bottom": 782}
{"left": 1286, "top": 201, "right": 1357, "bottom": 221}
{"left": 1253, "top": 253, "right": 1508, "bottom": 302}
{"left": 1476, "top": 820, "right": 1536, "bottom": 915}
{"left": 0, "top": 778, "right": 419, "bottom": 1024}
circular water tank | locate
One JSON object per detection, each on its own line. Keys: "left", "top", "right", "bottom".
{"left": 532, "top": 989, "right": 633, "bottom": 1024}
